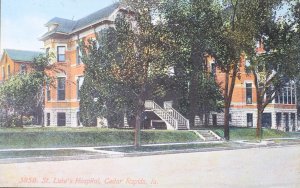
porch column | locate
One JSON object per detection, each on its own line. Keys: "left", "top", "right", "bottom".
{"left": 271, "top": 112, "right": 276, "bottom": 129}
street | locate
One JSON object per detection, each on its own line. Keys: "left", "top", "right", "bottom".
{"left": 0, "top": 145, "right": 299, "bottom": 188}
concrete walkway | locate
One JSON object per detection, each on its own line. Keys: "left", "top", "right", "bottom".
{"left": 0, "top": 138, "right": 299, "bottom": 164}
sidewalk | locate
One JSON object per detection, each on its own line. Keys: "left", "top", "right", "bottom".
{"left": 0, "top": 138, "right": 299, "bottom": 164}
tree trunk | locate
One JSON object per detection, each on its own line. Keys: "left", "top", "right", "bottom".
{"left": 256, "top": 109, "right": 262, "bottom": 139}
{"left": 134, "top": 84, "right": 146, "bottom": 148}
{"left": 224, "top": 101, "right": 230, "bottom": 141}
{"left": 19, "top": 113, "right": 24, "bottom": 128}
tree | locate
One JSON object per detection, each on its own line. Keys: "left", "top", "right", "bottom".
{"left": 162, "top": 0, "right": 223, "bottom": 127}
{"left": 80, "top": 0, "right": 168, "bottom": 147}
{"left": 247, "top": 1, "right": 300, "bottom": 138}
{"left": 0, "top": 54, "right": 55, "bottom": 127}
{"left": 79, "top": 29, "right": 132, "bottom": 127}
{"left": 211, "top": 0, "right": 283, "bottom": 140}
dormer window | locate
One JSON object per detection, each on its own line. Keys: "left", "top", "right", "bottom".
{"left": 57, "top": 46, "right": 66, "bottom": 62}
{"left": 48, "top": 24, "right": 58, "bottom": 32}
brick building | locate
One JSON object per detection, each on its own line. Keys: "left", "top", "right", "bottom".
{"left": 39, "top": 2, "right": 297, "bottom": 131}
{"left": 206, "top": 52, "right": 298, "bottom": 132}
{"left": 0, "top": 49, "right": 41, "bottom": 82}
{"left": 40, "top": 3, "right": 123, "bottom": 127}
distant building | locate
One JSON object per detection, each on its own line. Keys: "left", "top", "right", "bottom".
{"left": 0, "top": 49, "right": 42, "bottom": 82}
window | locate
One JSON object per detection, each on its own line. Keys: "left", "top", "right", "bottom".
{"left": 246, "top": 83, "right": 252, "bottom": 104}
{"left": 275, "top": 92, "right": 279, "bottom": 104}
{"left": 46, "top": 82, "right": 51, "bottom": 101}
{"left": 284, "top": 87, "right": 288, "bottom": 104}
{"left": 7, "top": 65, "right": 10, "bottom": 78}
{"left": 276, "top": 113, "right": 281, "bottom": 129}
{"left": 57, "top": 46, "right": 66, "bottom": 62}
{"left": 57, "top": 112, "right": 66, "bottom": 126}
{"left": 247, "top": 113, "right": 253, "bottom": 127}
{"left": 57, "top": 77, "right": 66, "bottom": 101}
{"left": 280, "top": 91, "right": 284, "bottom": 103}
{"left": 77, "top": 76, "right": 84, "bottom": 100}
{"left": 292, "top": 88, "right": 296, "bottom": 104}
{"left": 2, "top": 66, "right": 5, "bottom": 80}
{"left": 76, "top": 46, "right": 82, "bottom": 65}
{"left": 288, "top": 87, "right": 292, "bottom": 104}
{"left": 212, "top": 114, "right": 217, "bottom": 126}
{"left": 46, "top": 113, "right": 50, "bottom": 126}
{"left": 20, "top": 64, "right": 27, "bottom": 74}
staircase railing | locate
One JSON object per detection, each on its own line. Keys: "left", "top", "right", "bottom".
{"left": 145, "top": 100, "right": 178, "bottom": 129}
{"left": 164, "top": 102, "right": 190, "bottom": 129}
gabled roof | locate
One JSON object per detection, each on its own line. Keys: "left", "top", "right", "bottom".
{"left": 45, "top": 17, "right": 77, "bottom": 34}
{"left": 3, "top": 49, "right": 42, "bottom": 62}
{"left": 41, "top": 2, "right": 120, "bottom": 40}
{"left": 73, "top": 3, "right": 120, "bottom": 31}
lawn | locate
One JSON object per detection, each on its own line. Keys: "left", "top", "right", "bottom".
{"left": 0, "top": 127, "right": 201, "bottom": 149}
{"left": 212, "top": 127, "right": 292, "bottom": 140}
{"left": 0, "top": 127, "right": 294, "bottom": 149}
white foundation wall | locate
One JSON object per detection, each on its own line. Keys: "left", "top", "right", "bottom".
{"left": 44, "top": 108, "right": 79, "bottom": 127}
{"left": 212, "top": 107, "right": 297, "bottom": 132}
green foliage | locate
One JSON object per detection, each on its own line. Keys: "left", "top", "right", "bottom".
{"left": 80, "top": 1, "right": 170, "bottom": 129}
{"left": 0, "top": 54, "right": 53, "bottom": 127}
{"left": 161, "top": 0, "right": 224, "bottom": 123}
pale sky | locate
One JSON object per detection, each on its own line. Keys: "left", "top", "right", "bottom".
{"left": 1, "top": 0, "right": 116, "bottom": 52}
{"left": 0, "top": 0, "right": 290, "bottom": 53}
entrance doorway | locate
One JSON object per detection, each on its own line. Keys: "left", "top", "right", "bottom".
{"left": 57, "top": 112, "right": 66, "bottom": 126}
{"left": 212, "top": 114, "right": 217, "bottom": 126}
{"left": 262, "top": 113, "right": 272, "bottom": 128}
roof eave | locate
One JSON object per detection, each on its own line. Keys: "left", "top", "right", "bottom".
{"left": 71, "top": 17, "right": 110, "bottom": 34}
{"left": 39, "top": 31, "right": 69, "bottom": 41}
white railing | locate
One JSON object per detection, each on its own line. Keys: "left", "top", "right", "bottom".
{"left": 145, "top": 100, "right": 178, "bottom": 129}
{"left": 164, "top": 102, "right": 190, "bottom": 129}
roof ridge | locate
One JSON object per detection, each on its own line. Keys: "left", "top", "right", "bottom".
{"left": 72, "top": 2, "right": 120, "bottom": 31}
{"left": 4, "top": 48, "right": 42, "bottom": 53}
{"left": 76, "top": 2, "right": 120, "bottom": 22}
{"left": 41, "top": 2, "right": 120, "bottom": 40}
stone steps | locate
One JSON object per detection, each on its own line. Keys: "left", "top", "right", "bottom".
{"left": 196, "top": 130, "right": 220, "bottom": 141}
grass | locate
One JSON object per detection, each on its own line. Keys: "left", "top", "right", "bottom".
{"left": 0, "top": 149, "right": 98, "bottom": 159}
{"left": 0, "top": 127, "right": 201, "bottom": 149}
{"left": 212, "top": 127, "right": 292, "bottom": 140}
{"left": 0, "top": 126, "right": 295, "bottom": 149}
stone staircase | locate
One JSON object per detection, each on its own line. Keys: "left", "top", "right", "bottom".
{"left": 145, "top": 100, "right": 189, "bottom": 130}
{"left": 195, "top": 130, "right": 222, "bottom": 141}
